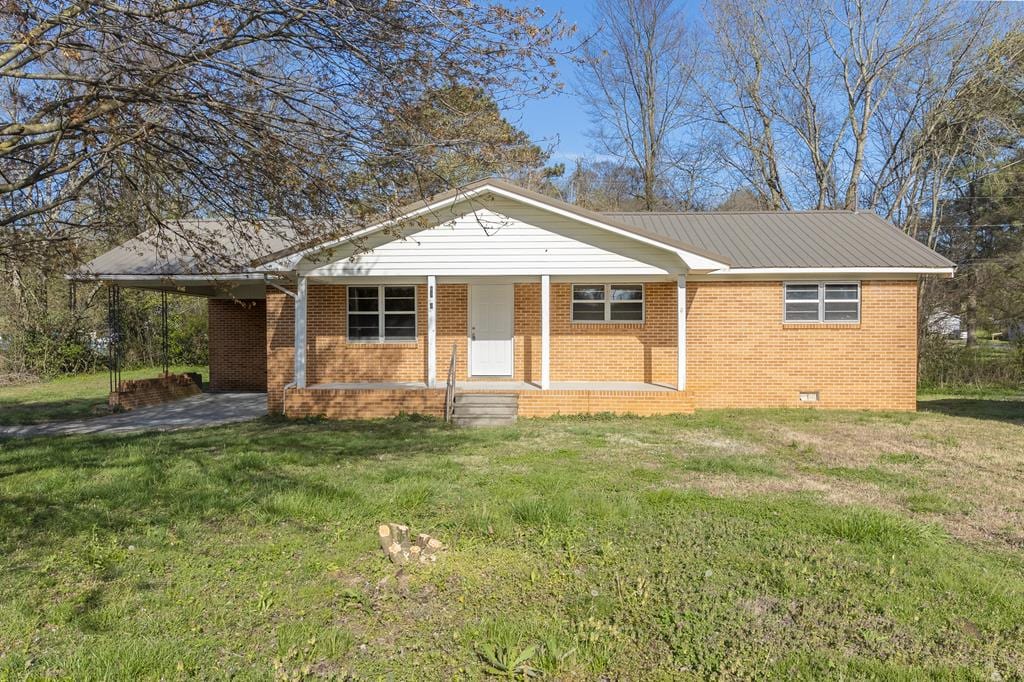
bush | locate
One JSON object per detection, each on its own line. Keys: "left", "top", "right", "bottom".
{"left": 168, "top": 305, "right": 208, "bottom": 366}
{"left": 919, "top": 335, "right": 1024, "bottom": 391}
{"left": 13, "top": 327, "right": 106, "bottom": 377}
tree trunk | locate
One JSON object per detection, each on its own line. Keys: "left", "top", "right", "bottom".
{"left": 964, "top": 289, "right": 978, "bottom": 348}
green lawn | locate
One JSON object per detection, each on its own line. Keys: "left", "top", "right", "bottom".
{"left": 0, "top": 366, "right": 207, "bottom": 425}
{"left": 1, "top": 401, "right": 1023, "bottom": 679}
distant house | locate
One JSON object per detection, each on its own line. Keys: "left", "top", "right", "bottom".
{"left": 927, "top": 311, "right": 963, "bottom": 339}
{"left": 72, "top": 179, "right": 955, "bottom": 419}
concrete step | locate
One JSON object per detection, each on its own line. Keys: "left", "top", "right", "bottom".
{"left": 454, "top": 393, "right": 519, "bottom": 405}
{"left": 452, "top": 404, "right": 519, "bottom": 417}
{"left": 451, "top": 392, "right": 518, "bottom": 427}
{"left": 452, "top": 415, "right": 518, "bottom": 427}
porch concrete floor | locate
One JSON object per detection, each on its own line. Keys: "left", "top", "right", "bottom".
{"left": 308, "top": 381, "right": 677, "bottom": 392}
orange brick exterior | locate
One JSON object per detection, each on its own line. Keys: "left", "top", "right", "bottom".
{"left": 307, "top": 284, "right": 429, "bottom": 385}
{"left": 517, "top": 390, "right": 693, "bottom": 417}
{"left": 266, "top": 287, "right": 295, "bottom": 414}
{"left": 208, "top": 299, "right": 267, "bottom": 391}
{"left": 262, "top": 279, "right": 920, "bottom": 417}
{"left": 512, "top": 282, "right": 677, "bottom": 385}
{"left": 285, "top": 388, "right": 445, "bottom": 419}
{"left": 686, "top": 279, "right": 918, "bottom": 411}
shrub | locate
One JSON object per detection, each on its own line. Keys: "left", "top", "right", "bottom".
{"left": 919, "top": 335, "right": 1024, "bottom": 391}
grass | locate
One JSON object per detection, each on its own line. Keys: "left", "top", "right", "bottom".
{"left": 0, "top": 365, "right": 207, "bottom": 425}
{"left": 1, "top": 400, "right": 1023, "bottom": 679}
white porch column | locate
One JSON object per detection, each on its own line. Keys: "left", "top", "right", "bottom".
{"left": 541, "top": 274, "right": 551, "bottom": 390}
{"left": 427, "top": 275, "right": 437, "bottom": 387}
{"left": 294, "top": 275, "right": 308, "bottom": 389}
{"left": 677, "top": 274, "right": 686, "bottom": 391}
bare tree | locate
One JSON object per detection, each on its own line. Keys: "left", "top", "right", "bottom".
{"left": 0, "top": 0, "right": 569, "bottom": 269}
{"left": 576, "top": 0, "right": 700, "bottom": 210}
{"left": 702, "top": 0, "right": 1009, "bottom": 212}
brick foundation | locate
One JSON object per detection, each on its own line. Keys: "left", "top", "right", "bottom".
{"left": 285, "top": 388, "right": 446, "bottom": 419}
{"left": 518, "top": 390, "right": 693, "bottom": 417}
{"left": 110, "top": 373, "right": 201, "bottom": 410}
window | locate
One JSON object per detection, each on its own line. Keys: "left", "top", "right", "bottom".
{"left": 572, "top": 284, "right": 644, "bottom": 322}
{"left": 784, "top": 282, "right": 860, "bottom": 323}
{"left": 347, "top": 285, "right": 417, "bottom": 342}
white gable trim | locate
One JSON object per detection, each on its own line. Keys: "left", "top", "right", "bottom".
{"left": 262, "top": 183, "right": 730, "bottom": 273}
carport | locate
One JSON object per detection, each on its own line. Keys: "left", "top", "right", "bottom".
{"left": 67, "top": 221, "right": 298, "bottom": 406}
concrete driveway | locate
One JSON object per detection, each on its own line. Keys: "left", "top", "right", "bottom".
{"left": 0, "top": 392, "right": 267, "bottom": 438}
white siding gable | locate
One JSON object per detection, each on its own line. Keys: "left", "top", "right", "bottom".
{"left": 301, "top": 198, "right": 684, "bottom": 277}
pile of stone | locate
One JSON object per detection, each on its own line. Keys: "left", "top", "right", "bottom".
{"left": 377, "top": 523, "right": 443, "bottom": 565}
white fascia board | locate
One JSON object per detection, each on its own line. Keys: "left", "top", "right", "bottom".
{"left": 705, "top": 266, "right": 955, "bottom": 278}
{"left": 263, "top": 183, "right": 729, "bottom": 273}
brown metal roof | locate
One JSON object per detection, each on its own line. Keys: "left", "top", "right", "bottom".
{"left": 74, "top": 219, "right": 300, "bottom": 278}
{"left": 72, "top": 180, "right": 953, "bottom": 279}
{"left": 605, "top": 209, "right": 954, "bottom": 269}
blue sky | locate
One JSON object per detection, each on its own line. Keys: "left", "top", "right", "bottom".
{"left": 508, "top": 1, "right": 707, "bottom": 167}
{"left": 506, "top": 0, "right": 596, "bottom": 165}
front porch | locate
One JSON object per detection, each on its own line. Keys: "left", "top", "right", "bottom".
{"left": 275, "top": 274, "right": 694, "bottom": 420}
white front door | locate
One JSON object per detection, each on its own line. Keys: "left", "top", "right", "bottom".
{"left": 469, "top": 284, "right": 514, "bottom": 376}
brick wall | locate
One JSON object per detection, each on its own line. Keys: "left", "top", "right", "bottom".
{"left": 266, "top": 286, "right": 295, "bottom": 413}
{"left": 518, "top": 390, "right": 693, "bottom": 417}
{"left": 686, "top": 279, "right": 918, "bottom": 411}
{"left": 264, "top": 278, "right": 920, "bottom": 416}
{"left": 514, "top": 282, "right": 677, "bottom": 385}
{"left": 208, "top": 299, "right": 267, "bottom": 391}
{"left": 307, "top": 284, "right": 429, "bottom": 385}
{"left": 285, "top": 387, "right": 445, "bottom": 419}
{"left": 111, "top": 373, "right": 200, "bottom": 410}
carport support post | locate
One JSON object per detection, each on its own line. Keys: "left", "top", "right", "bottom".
{"left": 294, "top": 276, "right": 307, "bottom": 389}
{"left": 541, "top": 275, "right": 550, "bottom": 390}
{"left": 677, "top": 274, "right": 686, "bottom": 391}
{"left": 161, "top": 290, "right": 169, "bottom": 376}
{"left": 427, "top": 275, "right": 437, "bottom": 387}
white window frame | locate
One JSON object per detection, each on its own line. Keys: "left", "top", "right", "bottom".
{"left": 783, "top": 281, "right": 860, "bottom": 324}
{"left": 346, "top": 284, "right": 418, "bottom": 343}
{"left": 571, "top": 283, "right": 645, "bottom": 323}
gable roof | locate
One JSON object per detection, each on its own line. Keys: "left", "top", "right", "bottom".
{"left": 264, "top": 177, "right": 734, "bottom": 271}
{"left": 72, "top": 178, "right": 954, "bottom": 279}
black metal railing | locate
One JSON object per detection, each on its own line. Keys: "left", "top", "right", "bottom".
{"left": 444, "top": 343, "right": 457, "bottom": 422}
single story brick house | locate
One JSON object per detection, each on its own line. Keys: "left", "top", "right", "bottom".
{"left": 74, "top": 179, "right": 954, "bottom": 419}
